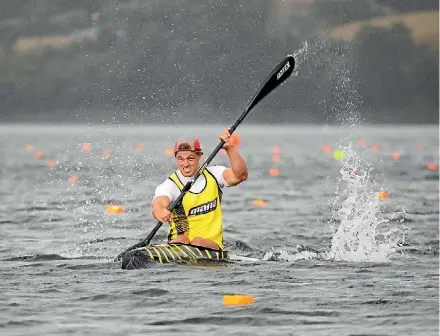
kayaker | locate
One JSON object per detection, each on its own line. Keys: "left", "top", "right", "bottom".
{"left": 152, "top": 129, "right": 248, "bottom": 250}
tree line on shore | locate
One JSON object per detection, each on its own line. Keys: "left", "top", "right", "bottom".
{"left": 0, "top": 0, "right": 438, "bottom": 123}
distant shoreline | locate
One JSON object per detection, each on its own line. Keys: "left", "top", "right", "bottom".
{"left": 0, "top": 121, "right": 438, "bottom": 126}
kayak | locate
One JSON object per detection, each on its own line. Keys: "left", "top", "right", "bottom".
{"left": 121, "top": 243, "right": 230, "bottom": 269}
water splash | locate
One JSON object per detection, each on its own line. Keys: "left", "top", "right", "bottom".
{"left": 291, "top": 40, "right": 309, "bottom": 72}
{"left": 263, "top": 244, "right": 321, "bottom": 262}
{"left": 326, "top": 144, "right": 406, "bottom": 262}
{"left": 295, "top": 37, "right": 405, "bottom": 262}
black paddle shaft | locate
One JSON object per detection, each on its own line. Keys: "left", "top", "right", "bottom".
{"left": 114, "top": 55, "right": 295, "bottom": 261}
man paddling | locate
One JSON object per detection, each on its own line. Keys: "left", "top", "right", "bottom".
{"left": 152, "top": 129, "right": 248, "bottom": 250}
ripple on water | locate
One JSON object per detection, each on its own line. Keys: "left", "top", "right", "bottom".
{"left": 0, "top": 320, "right": 44, "bottom": 328}
{"left": 130, "top": 288, "right": 170, "bottom": 296}
{"left": 147, "top": 315, "right": 335, "bottom": 326}
{"left": 257, "top": 307, "right": 340, "bottom": 317}
{"left": 76, "top": 294, "right": 115, "bottom": 302}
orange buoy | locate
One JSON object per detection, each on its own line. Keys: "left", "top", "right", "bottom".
{"left": 391, "top": 152, "right": 400, "bottom": 160}
{"left": 223, "top": 295, "right": 254, "bottom": 306}
{"left": 136, "top": 143, "right": 144, "bottom": 151}
{"left": 35, "top": 151, "right": 44, "bottom": 160}
{"left": 272, "top": 146, "right": 281, "bottom": 154}
{"left": 271, "top": 155, "right": 280, "bottom": 163}
{"left": 269, "top": 168, "right": 279, "bottom": 176}
{"left": 252, "top": 199, "right": 267, "bottom": 207}
{"left": 47, "top": 160, "right": 57, "bottom": 168}
{"left": 230, "top": 133, "right": 241, "bottom": 147}
{"left": 106, "top": 204, "right": 124, "bottom": 214}
{"left": 91, "top": 11, "right": 100, "bottom": 22}
{"left": 25, "top": 145, "right": 35, "bottom": 153}
{"left": 82, "top": 143, "right": 91, "bottom": 152}
{"left": 322, "top": 144, "right": 332, "bottom": 153}
{"left": 165, "top": 148, "right": 174, "bottom": 157}
{"left": 377, "top": 192, "right": 389, "bottom": 200}
{"left": 358, "top": 139, "right": 366, "bottom": 147}
{"left": 102, "top": 150, "right": 111, "bottom": 159}
{"left": 68, "top": 176, "right": 79, "bottom": 184}
{"left": 416, "top": 144, "right": 423, "bottom": 151}
{"left": 370, "top": 144, "right": 379, "bottom": 152}
{"left": 427, "top": 162, "right": 438, "bottom": 171}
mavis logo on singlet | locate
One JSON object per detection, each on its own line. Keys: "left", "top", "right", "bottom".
{"left": 188, "top": 198, "right": 217, "bottom": 216}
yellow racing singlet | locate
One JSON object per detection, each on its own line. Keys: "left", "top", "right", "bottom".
{"left": 168, "top": 169, "right": 224, "bottom": 249}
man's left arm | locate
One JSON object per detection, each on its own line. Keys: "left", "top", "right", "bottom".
{"left": 222, "top": 147, "right": 248, "bottom": 186}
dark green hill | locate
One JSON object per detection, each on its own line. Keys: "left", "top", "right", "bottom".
{"left": 0, "top": 0, "right": 438, "bottom": 123}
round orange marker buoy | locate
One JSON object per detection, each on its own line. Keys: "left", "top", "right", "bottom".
{"left": 230, "top": 133, "right": 241, "bottom": 147}
{"left": 354, "top": 168, "right": 361, "bottom": 175}
{"left": 269, "top": 168, "right": 279, "bottom": 176}
{"left": 223, "top": 295, "right": 254, "bottom": 306}
{"left": 271, "top": 155, "right": 280, "bottom": 163}
{"left": 358, "top": 139, "right": 366, "bottom": 147}
{"left": 252, "top": 199, "right": 267, "bottom": 207}
{"left": 165, "top": 148, "right": 174, "bottom": 157}
{"left": 391, "top": 152, "right": 400, "bottom": 160}
{"left": 272, "top": 146, "right": 281, "bottom": 155}
{"left": 377, "top": 192, "right": 389, "bottom": 200}
{"left": 47, "top": 160, "right": 57, "bottom": 168}
{"left": 106, "top": 205, "right": 124, "bottom": 214}
{"left": 82, "top": 143, "right": 91, "bottom": 152}
{"left": 102, "top": 150, "right": 111, "bottom": 159}
{"left": 68, "top": 176, "right": 79, "bottom": 184}
{"left": 35, "top": 151, "right": 44, "bottom": 160}
{"left": 136, "top": 143, "right": 144, "bottom": 151}
{"left": 416, "top": 144, "right": 423, "bottom": 151}
{"left": 91, "top": 11, "right": 100, "bottom": 22}
{"left": 25, "top": 145, "right": 35, "bottom": 153}
{"left": 427, "top": 162, "right": 438, "bottom": 171}
{"left": 322, "top": 144, "right": 332, "bottom": 153}
{"left": 370, "top": 144, "right": 379, "bottom": 152}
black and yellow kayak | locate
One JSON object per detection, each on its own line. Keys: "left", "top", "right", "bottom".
{"left": 121, "top": 243, "right": 230, "bottom": 269}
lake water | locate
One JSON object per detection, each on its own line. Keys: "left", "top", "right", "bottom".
{"left": 0, "top": 124, "right": 438, "bottom": 336}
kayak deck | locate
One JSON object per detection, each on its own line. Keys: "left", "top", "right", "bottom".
{"left": 121, "top": 243, "right": 230, "bottom": 269}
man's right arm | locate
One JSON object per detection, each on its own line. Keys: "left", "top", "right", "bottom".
{"left": 152, "top": 196, "right": 171, "bottom": 222}
{"left": 152, "top": 180, "right": 176, "bottom": 222}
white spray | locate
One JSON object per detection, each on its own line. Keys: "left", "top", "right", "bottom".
{"left": 326, "top": 143, "right": 405, "bottom": 262}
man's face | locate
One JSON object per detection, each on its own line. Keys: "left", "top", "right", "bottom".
{"left": 176, "top": 151, "right": 201, "bottom": 177}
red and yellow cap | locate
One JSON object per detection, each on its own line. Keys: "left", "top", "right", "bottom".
{"left": 174, "top": 138, "right": 203, "bottom": 156}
